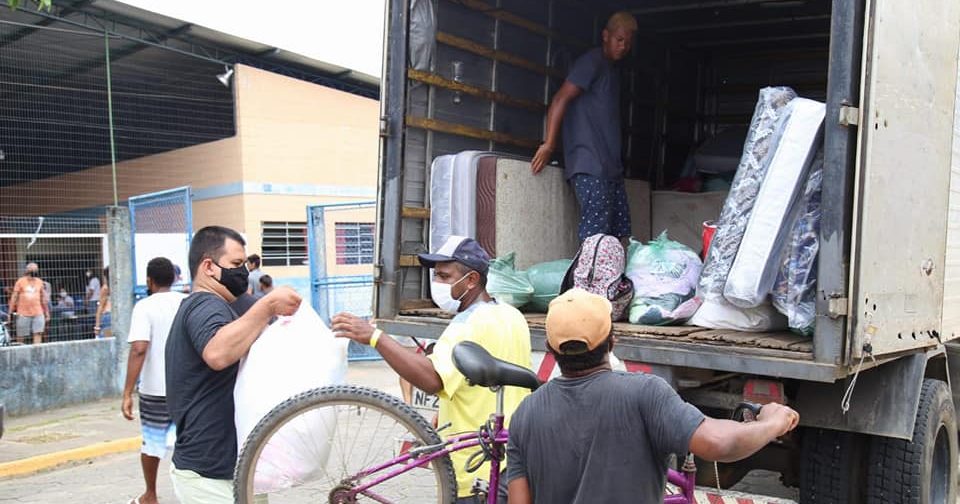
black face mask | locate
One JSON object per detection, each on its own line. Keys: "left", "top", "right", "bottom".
{"left": 215, "top": 262, "right": 249, "bottom": 297}
{"left": 26, "top": 270, "right": 37, "bottom": 277}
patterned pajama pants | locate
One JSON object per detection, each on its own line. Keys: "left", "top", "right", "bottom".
{"left": 570, "top": 174, "right": 632, "bottom": 241}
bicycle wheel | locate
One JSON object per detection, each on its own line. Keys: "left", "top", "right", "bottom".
{"left": 234, "top": 385, "right": 457, "bottom": 504}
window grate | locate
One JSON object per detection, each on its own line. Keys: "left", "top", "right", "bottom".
{"left": 335, "top": 222, "right": 374, "bottom": 265}
{"left": 261, "top": 221, "right": 308, "bottom": 267}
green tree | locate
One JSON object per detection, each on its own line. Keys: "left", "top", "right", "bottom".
{"left": 7, "top": 0, "right": 52, "bottom": 10}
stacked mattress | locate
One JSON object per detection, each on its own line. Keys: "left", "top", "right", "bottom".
{"left": 699, "top": 86, "right": 798, "bottom": 299}
{"left": 724, "top": 98, "right": 826, "bottom": 308}
{"left": 429, "top": 151, "right": 492, "bottom": 252}
{"left": 691, "top": 88, "right": 826, "bottom": 333}
{"left": 430, "top": 153, "right": 580, "bottom": 269}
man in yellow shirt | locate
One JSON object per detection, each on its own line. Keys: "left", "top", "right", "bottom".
{"left": 333, "top": 236, "right": 532, "bottom": 503}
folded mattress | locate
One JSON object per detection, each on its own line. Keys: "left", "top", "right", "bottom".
{"left": 476, "top": 157, "right": 579, "bottom": 269}
{"left": 724, "top": 98, "right": 826, "bottom": 308}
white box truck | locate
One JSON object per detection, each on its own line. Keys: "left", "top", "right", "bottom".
{"left": 373, "top": 0, "right": 960, "bottom": 501}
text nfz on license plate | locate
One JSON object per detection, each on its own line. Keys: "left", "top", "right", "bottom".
{"left": 412, "top": 388, "right": 439, "bottom": 411}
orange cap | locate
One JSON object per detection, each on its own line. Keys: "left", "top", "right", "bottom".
{"left": 546, "top": 288, "right": 613, "bottom": 354}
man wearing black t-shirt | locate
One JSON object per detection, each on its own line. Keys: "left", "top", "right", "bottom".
{"left": 165, "top": 226, "right": 301, "bottom": 503}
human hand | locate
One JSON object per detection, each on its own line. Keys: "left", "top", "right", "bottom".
{"left": 121, "top": 394, "right": 134, "bottom": 421}
{"left": 757, "top": 403, "right": 799, "bottom": 437}
{"left": 331, "top": 312, "right": 375, "bottom": 345}
{"left": 263, "top": 287, "right": 301, "bottom": 317}
{"left": 531, "top": 143, "right": 554, "bottom": 174}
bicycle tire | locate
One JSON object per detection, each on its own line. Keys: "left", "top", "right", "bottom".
{"left": 234, "top": 384, "right": 458, "bottom": 504}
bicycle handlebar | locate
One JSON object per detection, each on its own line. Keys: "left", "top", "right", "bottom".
{"left": 732, "top": 401, "right": 763, "bottom": 422}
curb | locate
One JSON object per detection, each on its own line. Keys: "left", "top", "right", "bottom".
{"left": 0, "top": 436, "right": 142, "bottom": 479}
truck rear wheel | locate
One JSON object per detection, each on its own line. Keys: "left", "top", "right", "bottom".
{"left": 865, "top": 379, "right": 958, "bottom": 504}
{"left": 799, "top": 427, "right": 866, "bottom": 503}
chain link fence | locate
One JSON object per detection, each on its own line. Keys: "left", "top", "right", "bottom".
{"left": 0, "top": 8, "right": 234, "bottom": 344}
{"left": 129, "top": 187, "right": 192, "bottom": 298}
{"left": 307, "top": 202, "right": 378, "bottom": 361}
{"left": 314, "top": 275, "right": 377, "bottom": 361}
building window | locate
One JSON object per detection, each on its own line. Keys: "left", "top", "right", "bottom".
{"left": 335, "top": 222, "right": 374, "bottom": 265}
{"left": 261, "top": 221, "right": 308, "bottom": 267}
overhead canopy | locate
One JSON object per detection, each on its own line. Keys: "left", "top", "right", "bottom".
{"left": 0, "top": 0, "right": 380, "bottom": 188}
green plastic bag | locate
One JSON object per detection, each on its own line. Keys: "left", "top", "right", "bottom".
{"left": 487, "top": 252, "right": 534, "bottom": 308}
{"left": 525, "top": 259, "right": 574, "bottom": 313}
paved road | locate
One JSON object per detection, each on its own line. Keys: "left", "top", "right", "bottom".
{"left": 0, "top": 361, "right": 800, "bottom": 503}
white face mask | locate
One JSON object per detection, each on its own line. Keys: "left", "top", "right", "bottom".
{"left": 431, "top": 271, "right": 473, "bottom": 313}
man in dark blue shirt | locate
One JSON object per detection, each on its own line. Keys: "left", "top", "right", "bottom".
{"left": 531, "top": 11, "right": 637, "bottom": 242}
{"left": 165, "top": 225, "right": 301, "bottom": 503}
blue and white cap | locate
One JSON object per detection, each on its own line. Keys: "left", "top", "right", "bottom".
{"left": 417, "top": 235, "right": 491, "bottom": 276}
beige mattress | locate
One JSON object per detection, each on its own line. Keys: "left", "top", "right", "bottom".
{"left": 651, "top": 190, "right": 728, "bottom": 252}
{"left": 476, "top": 158, "right": 579, "bottom": 269}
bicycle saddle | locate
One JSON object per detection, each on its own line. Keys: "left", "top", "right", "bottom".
{"left": 452, "top": 341, "right": 539, "bottom": 391}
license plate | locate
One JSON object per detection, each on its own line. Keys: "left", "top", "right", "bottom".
{"left": 411, "top": 387, "right": 439, "bottom": 411}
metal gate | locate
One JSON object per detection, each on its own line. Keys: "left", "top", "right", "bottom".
{"left": 307, "top": 201, "right": 378, "bottom": 361}
{"left": 129, "top": 187, "right": 193, "bottom": 297}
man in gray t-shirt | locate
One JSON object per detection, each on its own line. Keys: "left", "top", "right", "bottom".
{"left": 506, "top": 289, "right": 800, "bottom": 504}
{"left": 531, "top": 11, "right": 637, "bottom": 242}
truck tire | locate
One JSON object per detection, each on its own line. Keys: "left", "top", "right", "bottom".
{"left": 799, "top": 427, "right": 866, "bottom": 503}
{"left": 865, "top": 378, "right": 958, "bottom": 504}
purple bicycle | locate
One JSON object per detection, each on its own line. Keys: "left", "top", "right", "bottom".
{"left": 234, "top": 341, "right": 753, "bottom": 503}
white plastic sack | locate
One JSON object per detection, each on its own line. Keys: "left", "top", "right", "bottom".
{"left": 689, "top": 297, "right": 787, "bottom": 332}
{"left": 724, "top": 98, "right": 825, "bottom": 308}
{"left": 234, "top": 305, "right": 349, "bottom": 494}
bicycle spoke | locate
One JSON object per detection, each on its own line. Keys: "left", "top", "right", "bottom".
{"left": 235, "top": 386, "right": 454, "bottom": 503}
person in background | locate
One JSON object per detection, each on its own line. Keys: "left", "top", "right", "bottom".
{"left": 85, "top": 268, "right": 101, "bottom": 314}
{"left": 530, "top": 11, "right": 638, "bottom": 245}
{"left": 94, "top": 266, "right": 112, "bottom": 338}
{"left": 246, "top": 254, "right": 264, "bottom": 296}
{"left": 173, "top": 264, "right": 191, "bottom": 294}
{"left": 256, "top": 274, "right": 273, "bottom": 298}
{"left": 9, "top": 263, "right": 49, "bottom": 345}
{"left": 122, "top": 257, "right": 187, "bottom": 504}
{"left": 53, "top": 287, "right": 76, "bottom": 319}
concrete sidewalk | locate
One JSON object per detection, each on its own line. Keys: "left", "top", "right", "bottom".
{"left": 0, "top": 361, "right": 401, "bottom": 479}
